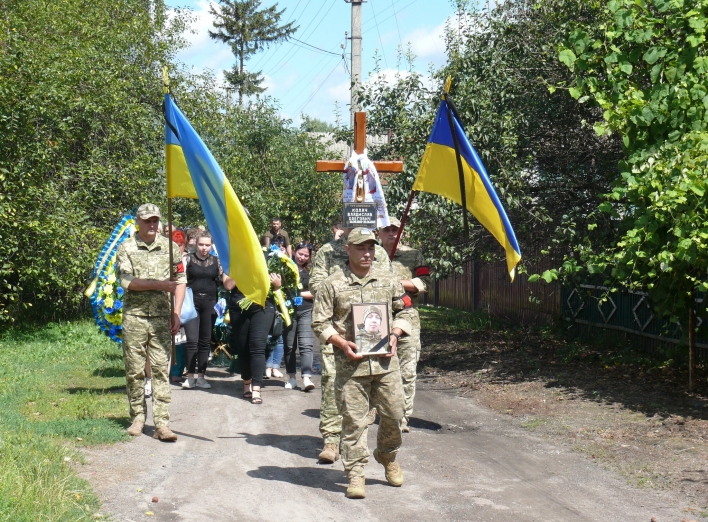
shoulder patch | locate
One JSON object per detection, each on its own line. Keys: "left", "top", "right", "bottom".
{"left": 175, "top": 261, "right": 185, "bottom": 274}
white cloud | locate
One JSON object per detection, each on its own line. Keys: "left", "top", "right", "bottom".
{"left": 171, "top": 0, "right": 234, "bottom": 80}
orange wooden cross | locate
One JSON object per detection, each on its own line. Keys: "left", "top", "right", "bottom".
{"left": 316, "top": 112, "right": 403, "bottom": 174}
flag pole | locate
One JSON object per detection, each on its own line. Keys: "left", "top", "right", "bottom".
{"left": 389, "top": 190, "right": 417, "bottom": 261}
{"left": 163, "top": 66, "right": 177, "bottom": 367}
{"left": 442, "top": 78, "right": 469, "bottom": 239}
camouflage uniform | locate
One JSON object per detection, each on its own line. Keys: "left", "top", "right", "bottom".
{"left": 117, "top": 233, "right": 186, "bottom": 428}
{"left": 310, "top": 237, "right": 390, "bottom": 445}
{"left": 390, "top": 245, "right": 431, "bottom": 425}
{"left": 311, "top": 264, "right": 414, "bottom": 479}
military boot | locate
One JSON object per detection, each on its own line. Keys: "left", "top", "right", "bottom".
{"left": 153, "top": 426, "right": 178, "bottom": 442}
{"left": 373, "top": 448, "right": 404, "bottom": 487}
{"left": 318, "top": 442, "right": 340, "bottom": 463}
{"left": 346, "top": 476, "right": 366, "bottom": 499}
{"left": 126, "top": 420, "right": 144, "bottom": 437}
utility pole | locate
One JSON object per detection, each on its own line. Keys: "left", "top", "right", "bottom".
{"left": 345, "top": 0, "right": 365, "bottom": 127}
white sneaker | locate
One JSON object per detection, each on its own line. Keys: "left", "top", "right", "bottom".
{"left": 272, "top": 368, "right": 284, "bottom": 378}
{"left": 195, "top": 376, "right": 211, "bottom": 389}
{"left": 264, "top": 368, "right": 272, "bottom": 378}
{"left": 303, "top": 376, "right": 315, "bottom": 392}
{"left": 284, "top": 377, "right": 297, "bottom": 389}
{"left": 182, "top": 377, "right": 196, "bottom": 389}
{"left": 144, "top": 379, "right": 152, "bottom": 398}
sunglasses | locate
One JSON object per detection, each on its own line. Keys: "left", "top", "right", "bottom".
{"left": 296, "top": 242, "right": 313, "bottom": 250}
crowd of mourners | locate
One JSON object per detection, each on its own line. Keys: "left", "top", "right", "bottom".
{"left": 163, "top": 218, "right": 317, "bottom": 405}
{"left": 117, "top": 204, "right": 429, "bottom": 499}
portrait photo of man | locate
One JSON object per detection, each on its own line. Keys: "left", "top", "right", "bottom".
{"left": 353, "top": 303, "right": 390, "bottom": 355}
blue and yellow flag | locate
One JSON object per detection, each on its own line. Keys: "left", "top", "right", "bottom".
{"left": 413, "top": 98, "right": 521, "bottom": 280}
{"left": 164, "top": 94, "right": 270, "bottom": 306}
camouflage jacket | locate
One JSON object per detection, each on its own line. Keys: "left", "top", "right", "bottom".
{"left": 311, "top": 266, "right": 414, "bottom": 377}
{"left": 117, "top": 234, "right": 187, "bottom": 317}
{"left": 390, "top": 245, "right": 431, "bottom": 330}
{"left": 309, "top": 237, "right": 390, "bottom": 297}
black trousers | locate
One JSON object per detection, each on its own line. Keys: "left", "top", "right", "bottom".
{"left": 229, "top": 301, "right": 275, "bottom": 388}
{"left": 184, "top": 293, "right": 216, "bottom": 375}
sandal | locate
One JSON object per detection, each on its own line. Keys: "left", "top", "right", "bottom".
{"left": 251, "top": 389, "right": 262, "bottom": 405}
{"left": 242, "top": 381, "right": 252, "bottom": 400}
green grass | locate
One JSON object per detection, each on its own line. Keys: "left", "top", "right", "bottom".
{"left": 0, "top": 320, "right": 129, "bottom": 521}
{"left": 419, "top": 305, "right": 491, "bottom": 332}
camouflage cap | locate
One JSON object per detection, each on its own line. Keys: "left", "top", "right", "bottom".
{"left": 380, "top": 216, "right": 401, "bottom": 229}
{"left": 136, "top": 203, "right": 161, "bottom": 220}
{"left": 347, "top": 227, "right": 378, "bottom": 245}
{"left": 362, "top": 304, "right": 383, "bottom": 320}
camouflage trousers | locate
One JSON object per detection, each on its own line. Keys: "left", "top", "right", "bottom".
{"left": 335, "top": 369, "right": 404, "bottom": 479}
{"left": 319, "top": 348, "right": 342, "bottom": 444}
{"left": 396, "top": 327, "right": 421, "bottom": 423}
{"left": 122, "top": 314, "right": 172, "bottom": 428}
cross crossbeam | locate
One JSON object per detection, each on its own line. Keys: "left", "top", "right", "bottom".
{"left": 315, "top": 112, "right": 403, "bottom": 174}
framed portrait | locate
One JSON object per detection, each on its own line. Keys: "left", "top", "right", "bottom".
{"left": 351, "top": 302, "right": 390, "bottom": 356}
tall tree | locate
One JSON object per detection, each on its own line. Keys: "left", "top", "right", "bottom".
{"left": 209, "top": 0, "right": 297, "bottom": 105}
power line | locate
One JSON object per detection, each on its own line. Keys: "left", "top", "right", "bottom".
{"left": 293, "top": 60, "right": 344, "bottom": 116}
{"left": 363, "top": 0, "right": 418, "bottom": 34}
{"left": 253, "top": 0, "right": 315, "bottom": 73}
{"left": 390, "top": 0, "right": 403, "bottom": 51}
{"left": 369, "top": 0, "right": 389, "bottom": 68}
{"left": 279, "top": 53, "right": 340, "bottom": 107}
{"left": 263, "top": 0, "right": 333, "bottom": 77}
{"left": 290, "top": 37, "right": 340, "bottom": 56}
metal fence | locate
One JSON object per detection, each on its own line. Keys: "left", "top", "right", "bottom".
{"left": 428, "top": 257, "right": 707, "bottom": 360}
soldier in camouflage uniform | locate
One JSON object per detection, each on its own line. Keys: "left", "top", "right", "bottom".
{"left": 355, "top": 305, "right": 385, "bottom": 354}
{"left": 379, "top": 217, "right": 431, "bottom": 432}
{"left": 312, "top": 227, "right": 415, "bottom": 499}
{"left": 309, "top": 229, "right": 390, "bottom": 463}
{"left": 116, "top": 203, "right": 186, "bottom": 441}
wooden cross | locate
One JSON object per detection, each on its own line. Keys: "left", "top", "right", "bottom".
{"left": 316, "top": 112, "right": 403, "bottom": 175}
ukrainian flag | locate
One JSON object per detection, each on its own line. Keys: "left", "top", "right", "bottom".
{"left": 413, "top": 98, "right": 521, "bottom": 280}
{"left": 164, "top": 93, "right": 270, "bottom": 306}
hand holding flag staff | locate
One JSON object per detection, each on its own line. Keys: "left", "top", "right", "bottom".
{"left": 392, "top": 77, "right": 522, "bottom": 281}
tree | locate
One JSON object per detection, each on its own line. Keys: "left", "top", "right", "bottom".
{"left": 558, "top": 0, "right": 708, "bottom": 387}
{"left": 300, "top": 115, "right": 335, "bottom": 133}
{"left": 352, "top": 0, "right": 622, "bottom": 278}
{"left": 209, "top": 0, "right": 297, "bottom": 105}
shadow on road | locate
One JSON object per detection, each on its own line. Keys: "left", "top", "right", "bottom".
{"left": 301, "top": 408, "right": 320, "bottom": 419}
{"left": 247, "top": 466, "right": 389, "bottom": 493}
{"left": 238, "top": 432, "right": 321, "bottom": 459}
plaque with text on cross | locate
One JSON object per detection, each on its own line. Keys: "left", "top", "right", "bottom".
{"left": 315, "top": 112, "right": 404, "bottom": 175}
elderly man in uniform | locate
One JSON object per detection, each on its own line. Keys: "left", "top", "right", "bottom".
{"left": 116, "top": 203, "right": 186, "bottom": 441}
{"left": 379, "top": 217, "right": 431, "bottom": 432}
{"left": 309, "top": 227, "right": 391, "bottom": 463}
{"left": 312, "top": 227, "right": 414, "bottom": 499}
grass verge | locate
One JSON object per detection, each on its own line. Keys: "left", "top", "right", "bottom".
{"left": 0, "top": 320, "right": 129, "bottom": 521}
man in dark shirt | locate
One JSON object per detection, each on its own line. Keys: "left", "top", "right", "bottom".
{"left": 264, "top": 217, "right": 291, "bottom": 256}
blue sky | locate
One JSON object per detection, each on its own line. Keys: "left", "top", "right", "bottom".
{"left": 165, "top": 0, "right": 456, "bottom": 125}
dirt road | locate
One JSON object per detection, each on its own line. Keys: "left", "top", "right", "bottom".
{"left": 80, "top": 366, "right": 690, "bottom": 521}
